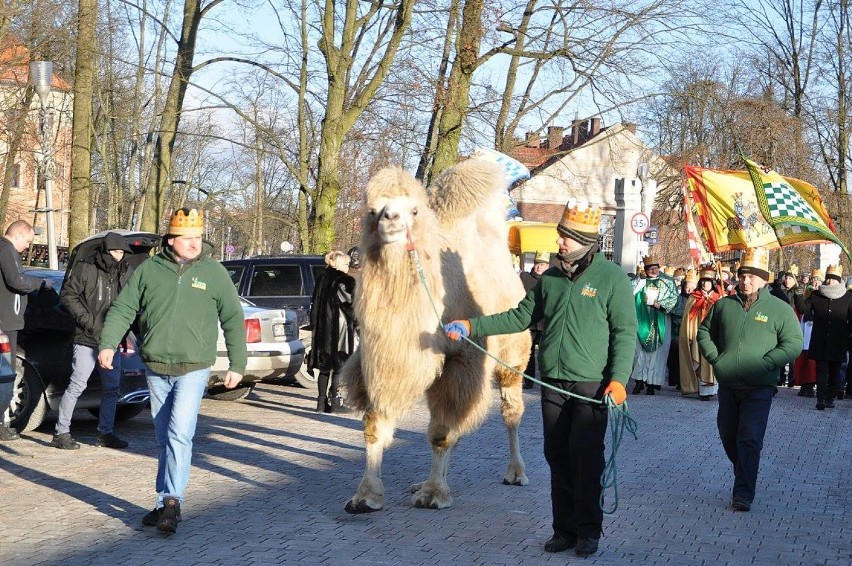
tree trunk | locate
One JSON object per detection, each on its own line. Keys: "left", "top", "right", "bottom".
{"left": 140, "top": 0, "right": 218, "bottom": 232}
{"left": 0, "top": 90, "right": 34, "bottom": 226}
{"left": 68, "top": 0, "right": 97, "bottom": 247}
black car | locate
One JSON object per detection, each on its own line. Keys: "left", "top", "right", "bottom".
{"left": 5, "top": 231, "right": 161, "bottom": 432}
{"left": 222, "top": 255, "right": 326, "bottom": 388}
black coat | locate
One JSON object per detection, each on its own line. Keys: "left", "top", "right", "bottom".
{"left": 795, "top": 289, "right": 852, "bottom": 361}
{"left": 60, "top": 250, "right": 133, "bottom": 348}
{"left": 306, "top": 267, "right": 357, "bottom": 373}
{"left": 0, "top": 238, "right": 44, "bottom": 331}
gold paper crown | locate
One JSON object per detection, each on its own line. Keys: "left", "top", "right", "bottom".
{"left": 827, "top": 264, "right": 843, "bottom": 277}
{"left": 662, "top": 266, "right": 675, "bottom": 276}
{"left": 685, "top": 268, "right": 699, "bottom": 283}
{"left": 699, "top": 265, "right": 716, "bottom": 279}
{"left": 558, "top": 199, "right": 602, "bottom": 239}
{"left": 643, "top": 256, "right": 659, "bottom": 268}
{"left": 741, "top": 247, "right": 770, "bottom": 272}
{"left": 811, "top": 268, "right": 823, "bottom": 279}
{"left": 534, "top": 250, "right": 550, "bottom": 264}
{"left": 788, "top": 264, "right": 799, "bottom": 276}
{"left": 169, "top": 208, "right": 204, "bottom": 236}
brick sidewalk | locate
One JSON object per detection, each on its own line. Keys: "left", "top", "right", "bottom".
{"left": 0, "top": 383, "right": 849, "bottom": 565}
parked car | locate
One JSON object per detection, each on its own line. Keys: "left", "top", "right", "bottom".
{"left": 209, "top": 298, "right": 304, "bottom": 401}
{"left": 222, "top": 255, "right": 325, "bottom": 388}
{"left": 4, "top": 231, "right": 306, "bottom": 431}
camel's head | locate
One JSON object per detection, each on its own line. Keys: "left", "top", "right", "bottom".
{"left": 362, "top": 167, "right": 428, "bottom": 246}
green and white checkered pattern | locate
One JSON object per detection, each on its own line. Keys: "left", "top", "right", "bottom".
{"left": 763, "top": 181, "right": 823, "bottom": 222}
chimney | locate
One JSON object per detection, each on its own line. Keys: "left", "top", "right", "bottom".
{"left": 590, "top": 117, "right": 601, "bottom": 136}
{"left": 547, "top": 126, "right": 564, "bottom": 150}
{"left": 525, "top": 131, "right": 540, "bottom": 148}
{"left": 623, "top": 122, "right": 637, "bottom": 134}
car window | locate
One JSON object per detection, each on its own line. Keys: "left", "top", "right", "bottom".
{"left": 226, "top": 265, "right": 245, "bottom": 290}
{"left": 311, "top": 264, "right": 325, "bottom": 286}
{"left": 249, "top": 264, "right": 303, "bottom": 296}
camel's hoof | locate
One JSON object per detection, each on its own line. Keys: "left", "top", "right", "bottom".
{"left": 502, "top": 474, "right": 529, "bottom": 486}
{"left": 411, "top": 487, "right": 452, "bottom": 510}
{"left": 409, "top": 481, "right": 424, "bottom": 494}
{"left": 344, "top": 499, "right": 382, "bottom": 514}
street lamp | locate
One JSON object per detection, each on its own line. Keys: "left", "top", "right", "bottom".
{"left": 29, "top": 61, "right": 58, "bottom": 270}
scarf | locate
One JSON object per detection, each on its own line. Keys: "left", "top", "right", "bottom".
{"left": 818, "top": 283, "right": 847, "bottom": 300}
{"left": 556, "top": 243, "right": 598, "bottom": 279}
{"left": 688, "top": 283, "right": 724, "bottom": 322}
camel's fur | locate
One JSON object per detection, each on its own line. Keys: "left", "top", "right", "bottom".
{"left": 342, "top": 159, "right": 532, "bottom": 513}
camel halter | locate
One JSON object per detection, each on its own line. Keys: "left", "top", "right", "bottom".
{"left": 405, "top": 238, "right": 638, "bottom": 514}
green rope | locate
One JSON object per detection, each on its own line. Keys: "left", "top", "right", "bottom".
{"left": 407, "top": 247, "right": 639, "bottom": 514}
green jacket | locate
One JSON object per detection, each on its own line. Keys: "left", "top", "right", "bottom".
{"left": 470, "top": 253, "right": 637, "bottom": 385}
{"left": 99, "top": 245, "right": 247, "bottom": 376}
{"left": 697, "top": 287, "right": 803, "bottom": 388}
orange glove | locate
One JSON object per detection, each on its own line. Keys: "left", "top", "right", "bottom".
{"left": 603, "top": 382, "right": 627, "bottom": 405}
{"left": 444, "top": 320, "right": 471, "bottom": 341}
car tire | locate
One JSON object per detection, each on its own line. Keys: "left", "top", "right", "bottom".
{"left": 88, "top": 404, "right": 147, "bottom": 422}
{"left": 5, "top": 358, "right": 49, "bottom": 432}
{"left": 294, "top": 332, "right": 318, "bottom": 390}
{"left": 207, "top": 383, "right": 255, "bottom": 401}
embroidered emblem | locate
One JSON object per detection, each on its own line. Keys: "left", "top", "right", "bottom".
{"left": 754, "top": 312, "right": 768, "bottom": 323}
{"left": 581, "top": 284, "right": 598, "bottom": 298}
{"left": 191, "top": 277, "right": 207, "bottom": 291}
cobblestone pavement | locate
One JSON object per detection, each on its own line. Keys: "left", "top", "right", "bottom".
{"left": 0, "top": 382, "right": 849, "bottom": 565}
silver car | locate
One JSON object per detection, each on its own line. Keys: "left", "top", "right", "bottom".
{"left": 207, "top": 299, "right": 305, "bottom": 401}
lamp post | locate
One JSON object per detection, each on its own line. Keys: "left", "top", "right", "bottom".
{"left": 29, "top": 61, "right": 58, "bottom": 270}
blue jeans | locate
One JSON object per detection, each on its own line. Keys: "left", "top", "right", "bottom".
{"left": 146, "top": 367, "right": 209, "bottom": 507}
{"left": 717, "top": 385, "right": 774, "bottom": 503}
{"left": 56, "top": 344, "right": 121, "bottom": 435}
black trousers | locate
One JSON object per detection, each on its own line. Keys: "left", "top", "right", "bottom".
{"left": 541, "top": 380, "right": 608, "bottom": 540}
{"left": 815, "top": 360, "right": 841, "bottom": 400}
{"left": 717, "top": 385, "right": 773, "bottom": 503}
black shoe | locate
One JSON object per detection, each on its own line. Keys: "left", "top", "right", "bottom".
{"left": 0, "top": 424, "right": 19, "bottom": 441}
{"left": 544, "top": 533, "right": 577, "bottom": 553}
{"left": 646, "top": 386, "right": 655, "bottom": 395}
{"left": 731, "top": 498, "right": 751, "bottom": 512}
{"left": 835, "top": 391, "right": 844, "bottom": 400}
{"left": 824, "top": 399, "right": 835, "bottom": 409}
{"left": 632, "top": 381, "right": 644, "bottom": 394}
{"left": 156, "top": 496, "right": 181, "bottom": 534}
{"left": 51, "top": 433, "right": 80, "bottom": 450}
{"left": 574, "top": 537, "right": 599, "bottom": 557}
{"left": 816, "top": 399, "right": 826, "bottom": 410}
{"left": 143, "top": 504, "right": 183, "bottom": 527}
{"left": 96, "top": 433, "right": 128, "bottom": 449}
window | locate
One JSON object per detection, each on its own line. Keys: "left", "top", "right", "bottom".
{"left": 248, "top": 264, "right": 303, "bottom": 296}
{"left": 225, "top": 266, "right": 244, "bottom": 290}
{"left": 310, "top": 264, "right": 326, "bottom": 286}
{"left": 11, "top": 164, "right": 21, "bottom": 188}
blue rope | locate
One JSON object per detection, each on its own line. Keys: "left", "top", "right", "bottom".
{"left": 406, "top": 247, "right": 639, "bottom": 514}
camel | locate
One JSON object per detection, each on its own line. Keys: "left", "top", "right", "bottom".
{"left": 342, "top": 159, "right": 532, "bottom": 513}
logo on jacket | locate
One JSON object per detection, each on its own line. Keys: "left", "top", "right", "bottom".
{"left": 753, "top": 312, "right": 768, "bottom": 323}
{"left": 581, "top": 284, "right": 598, "bottom": 298}
{"left": 191, "top": 277, "right": 207, "bottom": 291}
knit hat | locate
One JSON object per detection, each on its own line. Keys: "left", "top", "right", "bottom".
{"left": 533, "top": 250, "right": 550, "bottom": 264}
{"left": 168, "top": 208, "right": 204, "bottom": 236}
{"left": 825, "top": 264, "right": 843, "bottom": 283}
{"left": 737, "top": 247, "right": 770, "bottom": 281}
{"left": 102, "top": 232, "right": 131, "bottom": 252}
{"left": 698, "top": 265, "right": 716, "bottom": 280}
{"left": 557, "top": 199, "right": 601, "bottom": 245}
{"left": 643, "top": 256, "right": 660, "bottom": 269}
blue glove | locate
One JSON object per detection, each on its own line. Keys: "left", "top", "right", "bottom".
{"left": 443, "top": 320, "right": 470, "bottom": 341}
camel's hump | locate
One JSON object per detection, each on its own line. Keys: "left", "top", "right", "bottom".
{"left": 427, "top": 160, "right": 505, "bottom": 223}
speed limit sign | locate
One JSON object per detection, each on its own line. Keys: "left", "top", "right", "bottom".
{"left": 630, "top": 212, "right": 650, "bottom": 235}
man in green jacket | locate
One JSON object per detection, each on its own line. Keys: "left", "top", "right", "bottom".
{"left": 697, "top": 247, "right": 802, "bottom": 513}
{"left": 444, "top": 200, "right": 637, "bottom": 558}
{"left": 98, "top": 208, "right": 247, "bottom": 534}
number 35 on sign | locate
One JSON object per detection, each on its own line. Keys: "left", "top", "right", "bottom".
{"left": 630, "top": 212, "right": 650, "bottom": 234}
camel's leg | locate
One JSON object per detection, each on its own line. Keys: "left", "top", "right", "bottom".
{"left": 495, "top": 364, "right": 528, "bottom": 486}
{"left": 345, "top": 408, "right": 396, "bottom": 514}
{"left": 410, "top": 418, "right": 458, "bottom": 509}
